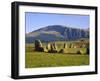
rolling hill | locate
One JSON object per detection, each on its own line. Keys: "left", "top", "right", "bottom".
{"left": 26, "top": 25, "right": 89, "bottom": 43}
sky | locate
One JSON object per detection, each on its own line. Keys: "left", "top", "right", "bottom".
{"left": 25, "top": 12, "right": 89, "bottom": 33}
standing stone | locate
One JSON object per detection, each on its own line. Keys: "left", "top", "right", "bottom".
{"left": 86, "top": 48, "right": 89, "bottom": 54}
{"left": 34, "top": 39, "right": 44, "bottom": 52}
{"left": 50, "top": 43, "right": 54, "bottom": 51}
{"left": 53, "top": 43, "right": 57, "bottom": 50}
{"left": 47, "top": 43, "right": 51, "bottom": 50}
{"left": 71, "top": 44, "right": 74, "bottom": 48}
{"left": 69, "top": 43, "right": 71, "bottom": 48}
{"left": 47, "top": 43, "right": 58, "bottom": 53}
{"left": 64, "top": 43, "right": 68, "bottom": 48}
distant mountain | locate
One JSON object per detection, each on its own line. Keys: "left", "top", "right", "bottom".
{"left": 26, "top": 25, "right": 89, "bottom": 43}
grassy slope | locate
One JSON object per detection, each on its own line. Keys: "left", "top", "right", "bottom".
{"left": 25, "top": 52, "right": 89, "bottom": 68}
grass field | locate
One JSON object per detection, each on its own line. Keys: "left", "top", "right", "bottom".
{"left": 25, "top": 52, "right": 89, "bottom": 68}
{"left": 25, "top": 41, "right": 89, "bottom": 68}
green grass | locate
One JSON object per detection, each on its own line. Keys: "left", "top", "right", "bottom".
{"left": 25, "top": 41, "right": 89, "bottom": 68}
{"left": 25, "top": 52, "right": 89, "bottom": 68}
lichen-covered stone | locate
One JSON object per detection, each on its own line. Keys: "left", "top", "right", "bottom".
{"left": 69, "top": 43, "right": 71, "bottom": 48}
{"left": 34, "top": 39, "right": 44, "bottom": 52}
{"left": 59, "top": 48, "right": 68, "bottom": 53}
{"left": 63, "top": 43, "right": 68, "bottom": 48}
{"left": 86, "top": 48, "right": 89, "bottom": 54}
{"left": 47, "top": 43, "right": 58, "bottom": 53}
{"left": 76, "top": 50, "right": 81, "bottom": 54}
{"left": 46, "top": 43, "right": 51, "bottom": 50}
{"left": 71, "top": 44, "right": 74, "bottom": 48}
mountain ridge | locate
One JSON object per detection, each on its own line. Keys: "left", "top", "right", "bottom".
{"left": 26, "top": 25, "right": 89, "bottom": 43}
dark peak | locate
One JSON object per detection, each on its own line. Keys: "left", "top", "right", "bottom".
{"left": 46, "top": 25, "right": 87, "bottom": 30}
{"left": 46, "top": 25, "right": 66, "bottom": 28}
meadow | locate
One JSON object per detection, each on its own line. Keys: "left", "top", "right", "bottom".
{"left": 25, "top": 41, "right": 89, "bottom": 68}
